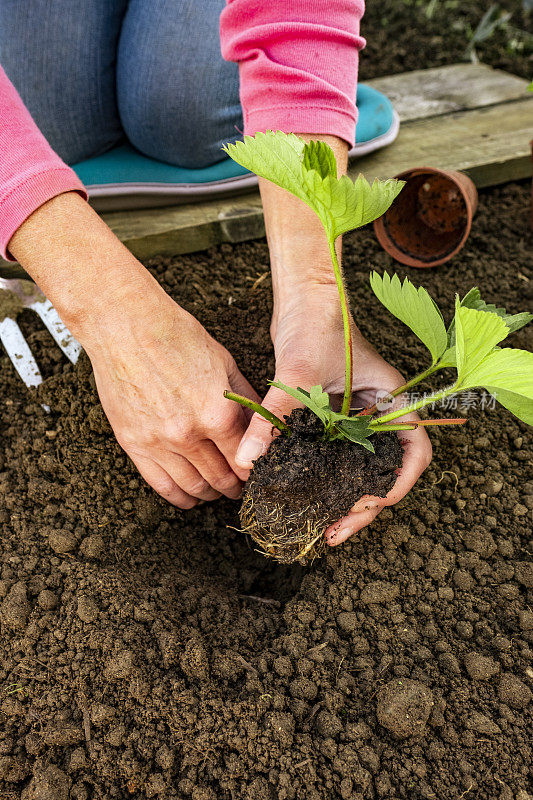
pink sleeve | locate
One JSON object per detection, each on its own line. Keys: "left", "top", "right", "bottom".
{"left": 0, "top": 66, "right": 87, "bottom": 261}
{"left": 220, "top": 0, "right": 365, "bottom": 147}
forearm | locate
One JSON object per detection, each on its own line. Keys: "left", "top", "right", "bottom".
{"left": 8, "top": 192, "right": 162, "bottom": 340}
{"left": 259, "top": 134, "right": 348, "bottom": 308}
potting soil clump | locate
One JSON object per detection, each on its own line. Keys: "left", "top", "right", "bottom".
{"left": 242, "top": 408, "right": 402, "bottom": 563}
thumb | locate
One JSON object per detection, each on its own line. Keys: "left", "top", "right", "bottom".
{"left": 235, "top": 382, "right": 302, "bottom": 469}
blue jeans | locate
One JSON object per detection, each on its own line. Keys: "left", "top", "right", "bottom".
{"left": 0, "top": 0, "right": 242, "bottom": 167}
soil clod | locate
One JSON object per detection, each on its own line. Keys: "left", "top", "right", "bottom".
{"left": 377, "top": 679, "right": 434, "bottom": 739}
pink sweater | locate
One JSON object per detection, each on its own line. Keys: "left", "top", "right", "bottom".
{"left": 0, "top": 0, "right": 364, "bottom": 261}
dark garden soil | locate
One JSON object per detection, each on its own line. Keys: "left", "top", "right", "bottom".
{"left": 360, "top": 0, "right": 532, "bottom": 82}
{"left": 1, "top": 3, "right": 533, "bottom": 794}
{"left": 1, "top": 180, "right": 532, "bottom": 799}
{"left": 0, "top": 291, "right": 23, "bottom": 321}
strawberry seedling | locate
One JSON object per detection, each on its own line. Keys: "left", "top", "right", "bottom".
{"left": 222, "top": 131, "right": 533, "bottom": 563}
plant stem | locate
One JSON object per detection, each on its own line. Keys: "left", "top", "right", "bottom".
{"left": 371, "top": 418, "right": 467, "bottom": 432}
{"left": 223, "top": 390, "right": 290, "bottom": 434}
{"left": 370, "top": 422, "right": 418, "bottom": 431}
{"left": 328, "top": 239, "right": 352, "bottom": 416}
{"left": 357, "top": 363, "right": 441, "bottom": 416}
{"left": 415, "top": 418, "right": 467, "bottom": 426}
{"left": 369, "top": 384, "right": 457, "bottom": 426}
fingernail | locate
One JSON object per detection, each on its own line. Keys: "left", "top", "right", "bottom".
{"left": 236, "top": 437, "right": 266, "bottom": 467}
{"left": 351, "top": 499, "right": 381, "bottom": 513}
{"left": 328, "top": 525, "right": 354, "bottom": 545}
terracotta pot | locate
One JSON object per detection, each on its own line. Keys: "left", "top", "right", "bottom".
{"left": 373, "top": 167, "right": 478, "bottom": 268}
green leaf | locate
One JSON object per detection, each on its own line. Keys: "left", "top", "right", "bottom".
{"left": 306, "top": 173, "right": 404, "bottom": 240}
{"left": 504, "top": 312, "right": 533, "bottom": 334}
{"left": 458, "top": 348, "right": 533, "bottom": 425}
{"left": 223, "top": 131, "right": 403, "bottom": 241}
{"left": 302, "top": 140, "right": 337, "bottom": 179}
{"left": 460, "top": 287, "right": 503, "bottom": 314}
{"left": 370, "top": 272, "right": 448, "bottom": 364}
{"left": 307, "top": 384, "right": 331, "bottom": 409}
{"left": 335, "top": 417, "right": 375, "bottom": 452}
{"left": 223, "top": 131, "right": 307, "bottom": 199}
{"left": 269, "top": 380, "right": 331, "bottom": 425}
{"left": 486, "top": 387, "right": 533, "bottom": 426}
{"left": 454, "top": 304, "right": 510, "bottom": 383}
{"left": 438, "top": 346, "right": 457, "bottom": 368}
{"left": 448, "top": 287, "right": 532, "bottom": 346}
{"left": 269, "top": 379, "right": 378, "bottom": 448}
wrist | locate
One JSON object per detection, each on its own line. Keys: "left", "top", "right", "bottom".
{"left": 268, "top": 229, "right": 342, "bottom": 329}
{"left": 67, "top": 264, "right": 165, "bottom": 350}
{"left": 259, "top": 132, "right": 347, "bottom": 291}
{"left": 270, "top": 235, "right": 339, "bottom": 290}
{"left": 270, "top": 278, "right": 344, "bottom": 345}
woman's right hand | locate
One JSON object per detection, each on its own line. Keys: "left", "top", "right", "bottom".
{"left": 83, "top": 283, "right": 258, "bottom": 507}
{"left": 9, "top": 191, "right": 258, "bottom": 507}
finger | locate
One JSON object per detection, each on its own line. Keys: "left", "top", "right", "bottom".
{"left": 326, "top": 416, "right": 432, "bottom": 545}
{"left": 349, "top": 414, "right": 432, "bottom": 510}
{"left": 185, "top": 439, "right": 244, "bottom": 499}
{"left": 349, "top": 494, "right": 387, "bottom": 513}
{"left": 381, "top": 423, "right": 432, "bottom": 506}
{"left": 128, "top": 453, "right": 199, "bottom": 509}
{"left": 326, "top": 505, "right": 383, "bottom": 546}
{"left": 235, "top": 382, "right": 300, "bottom": 469}
{"left": 159, "top": 452, "right": 222, "bottom": 501}
{"left": 216, "top": 427, "right": 252, "bottom": 484}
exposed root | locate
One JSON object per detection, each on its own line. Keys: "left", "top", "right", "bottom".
{"left": 432, "top": 469, "right": 459, "bottom": 491}
{"left": 238, "top": 490, "right": 330, "bottom": 565}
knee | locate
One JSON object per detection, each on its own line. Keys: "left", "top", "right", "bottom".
{"left": 118, "top": 70, "right": 241, "bottom": 169}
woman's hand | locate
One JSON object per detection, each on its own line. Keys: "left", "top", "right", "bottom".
{"left": 84, "top": 287, "right": 258, "bottom": 507}
{"left": 9, "top": 192, "right": 258, "bottom": 507}
{"left": 236, "top": 284, "right": 432, "bottom": 542}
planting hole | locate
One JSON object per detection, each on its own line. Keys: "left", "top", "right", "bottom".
{"left": 245, "top": 560, "right": 306, "bottom": 604}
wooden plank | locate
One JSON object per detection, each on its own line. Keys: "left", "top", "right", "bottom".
{"left": 349, "top": 98, "right": 533, "bottom": 187}
{"left": 103, "top": 195, "right": 264, "bottom": 262}
{"left": 368, "top": 63, "right": 529, "bottom": 122}
{"left": 1, "top": 65, "right": 531, "bottom": 275}
{"left": 102, "top": 98, "right": 533, "bottom": 260}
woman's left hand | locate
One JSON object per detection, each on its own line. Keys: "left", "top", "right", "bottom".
{"left": 234, "top": 285, "right": 433, "bottom": 546}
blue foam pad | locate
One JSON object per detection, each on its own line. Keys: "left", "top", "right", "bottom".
{"left": 73, "top": 142, "right": 250, "bottom": 187}
{"left": 355, "top": 84, "right": 395, "bottom": 146}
